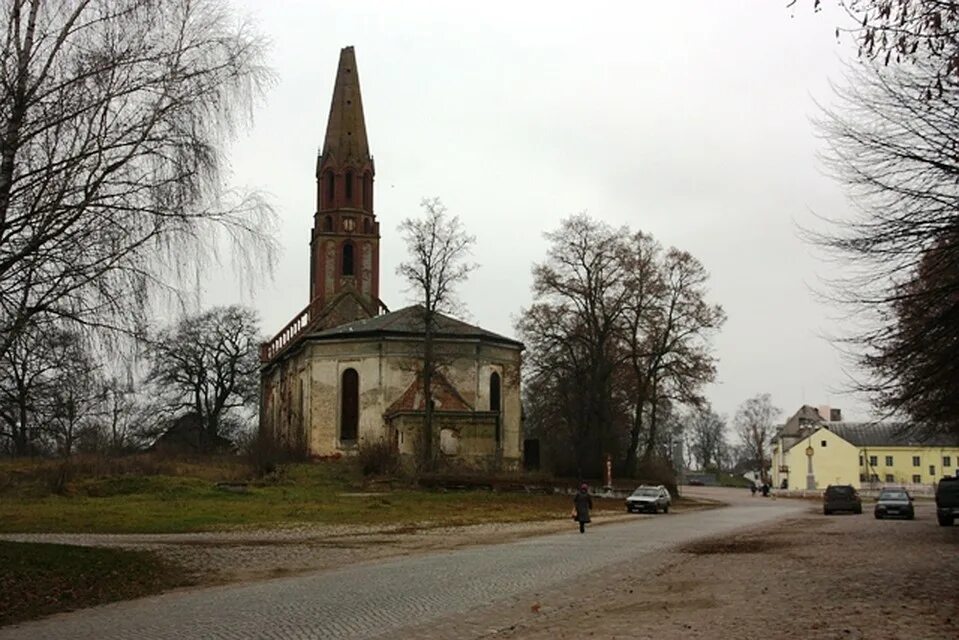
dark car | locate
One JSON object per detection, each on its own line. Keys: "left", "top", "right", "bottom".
{"left": 874, "top": 488, "right": 914, "bottom": 520}
{"left": 823, "top": 484, "right": 862, "bottom": 515}
{"left": 935, "top": 476, "right": 959, "bottom": 526}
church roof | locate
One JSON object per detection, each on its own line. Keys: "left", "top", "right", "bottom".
{"left": 320, "top": 46, "right": 370, "bottom": 164}
{"left": 823, "top": 423, "right": 959, "bottom": 448}
{"left": 307, "top": 305, "right": 523, "bottom": 348}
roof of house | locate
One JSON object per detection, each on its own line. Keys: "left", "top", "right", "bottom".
{"left": 823, "top": 423, "right": 959, "bottom": 448}
{"left": 307, "top": 305, "right": 523, "bottom": 348}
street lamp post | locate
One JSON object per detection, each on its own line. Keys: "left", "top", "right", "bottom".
{"left": 805, "top": 444, "right": 816, "bottom": 491}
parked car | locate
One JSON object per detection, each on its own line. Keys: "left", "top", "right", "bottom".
{"left": 823, "top": 484, "right": 862, "bottom": 515}
{"left": 935, "top": 476, "right": 959, "bottom": 526}
{"left": 626, "top": 485, "right": 671, "bottom": 514}
{"left": 873, "top": 488, "right": 914, "bottom": 520}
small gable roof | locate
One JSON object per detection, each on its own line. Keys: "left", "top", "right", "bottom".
{"left": 308, "top": 305, "right": 523, "bottom": 348}
{"left": 385, "top": 371, "right": 474, "bottom": 416}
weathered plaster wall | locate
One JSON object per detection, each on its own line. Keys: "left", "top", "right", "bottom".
{"left": 262, "top": 335, "right": 523, "bottom": 466}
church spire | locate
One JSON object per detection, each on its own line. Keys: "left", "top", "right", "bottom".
{"left": 310, "top": 46, "right": 379, "bottom": 317}
{"left": 320, "top": 46, "right": 370, "bottom": 164}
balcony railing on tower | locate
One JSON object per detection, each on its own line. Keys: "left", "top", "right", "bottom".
{"left": 260, "top": 297, "right": 325, "bottom": 363}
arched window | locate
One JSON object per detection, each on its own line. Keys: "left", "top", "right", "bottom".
{"left": 323, "top": 215, "right": 333, "bottom": 232}
{"left": 342, "top": 242, "right": 354, "bottom": 276}
{"left": 340, "top": 368, "right": 359, "bottom": 442}
{"left": 489, "top": 372, "right": 501, "bottom": 412}
{"left": 345, "top": 170, "right": 353, "bottom": 202}
{"left": 325, "top": 171, "right": 335, "bottom": 206}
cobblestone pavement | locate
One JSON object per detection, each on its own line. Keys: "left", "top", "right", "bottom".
{"left": 0, "top": 495, "right": 801, "bottom": 640}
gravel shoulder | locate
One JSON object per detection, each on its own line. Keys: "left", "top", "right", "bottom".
{"left": 436, "top": 499, "right": 959, "bottom": 640}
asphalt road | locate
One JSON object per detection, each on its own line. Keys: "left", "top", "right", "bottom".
{"left": 1, "top": 488, "right": 802, "bottom": 640}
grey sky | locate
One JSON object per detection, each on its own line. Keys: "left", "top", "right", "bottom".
{"left": 205, "top": 1, "right": 867, "bottom": 424}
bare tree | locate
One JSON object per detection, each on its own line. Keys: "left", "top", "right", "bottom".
{"left": 687, "top": 407, "right": 727, "bottom": 471}
{"left": 396, "top": 197, "right": 477, "bottom": 465}
{"left": 146, "top": 304, "right": 261, "bottom": 442}
{"left": 810, "top": 52, "right": 959, "bottom": 435}
{"left": 0, "top": 0, "right": 277, "bottom": 360}
{"left": 519, "top": 216, "right": 725, "bottom": 478}
{"left": 735, "top": 394, "right": 781, "bottom": 484}
{"left": 634, "top": 248, "right": 725, "bottom": 464}
{"left": 42, "top": 333, "right": 106, "bottom": 456}
{"left": 517, "top": 214, "right": 630, "bottom": 477}
{"left": 791, "top": 1, "right": 959, "bottom": 82}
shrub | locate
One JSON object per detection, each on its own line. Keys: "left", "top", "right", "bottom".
{"left": 356, "top": 438, "right": 398, "bottom": 476}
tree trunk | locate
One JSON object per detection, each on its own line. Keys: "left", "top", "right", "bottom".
{"left": 422, "top": 309, "right": 435, "bottom": 468}
{"left": 625, "top": 395, "right": 645, "bottom": 477}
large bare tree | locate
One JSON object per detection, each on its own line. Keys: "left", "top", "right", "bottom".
{"left": 811, "top": 52, "right": 959, "bottom": 435}
{"left": 734, "top": 393, "right": 781, "bottom": 484}
{"left": 518, "top": 214, "right": 630, "bottom": 477}
{"left": 0, "top": 0, "right": 276, "bottom": 359}
{"left": 396, "top": 197, "right": 476, "bottom": 465}
{"left": 687, "top": 407, "right": 727, "bottom": 472}
{"left": 519, "top": 215, "right": 725, "bottom": 478}
{"left": 146, "top": 304, "right": 261, "bottom": 442}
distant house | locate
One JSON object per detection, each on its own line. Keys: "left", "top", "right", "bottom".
{"left": 151, "top": 413, "right": 234, "bottom": 455}
{"left": 771, "top": 405, "right": 959, "bottom": 490}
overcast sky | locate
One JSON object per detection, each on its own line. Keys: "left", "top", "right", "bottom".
{"left": 205, "top": 1, "right": 870, "bottom": 425}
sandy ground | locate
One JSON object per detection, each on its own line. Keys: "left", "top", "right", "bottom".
{"left": 448, "top": 493, "right": 959, "bottom": 640}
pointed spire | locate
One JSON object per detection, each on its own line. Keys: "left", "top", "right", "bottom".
{"left": 321, "top": 46, "right": 370, "bottom": 164}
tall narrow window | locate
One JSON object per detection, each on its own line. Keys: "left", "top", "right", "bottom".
{"left": 342, "top": 242, "right": 354, "bottom": 276}
{"left": 345, "top": 171, "right": 353, "bottom": 202}
{"left": 340, "top": 368, "right": 359, "bottom": 442}
{"left": 489, "top": 372, "right": 501, "bottom": 412}
{"left": 323, "top": 215, "right": 333, "bottom": 232}
{"left": 490, "top": 371, "right": 502, "bottom": 446}
{"left": 326, "top": 171, "right": 335, "bottom": 206}
{"left": 363, "top": 172, "right": 373, "bottom": 211}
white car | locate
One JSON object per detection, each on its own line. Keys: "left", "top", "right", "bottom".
{"left": 625, "top": 485, "right": 671, "bottom": 514}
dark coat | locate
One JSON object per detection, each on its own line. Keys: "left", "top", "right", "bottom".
{"left": 573, "top": 491, "right": 593, "bottom": 523}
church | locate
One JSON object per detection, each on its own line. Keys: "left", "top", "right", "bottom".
{"left": 259, "top": 47, "right": 523, "bottom": 469}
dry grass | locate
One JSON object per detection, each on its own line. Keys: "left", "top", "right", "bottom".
{"left": 0, "top": 457, "right": 627, "bottom": 534}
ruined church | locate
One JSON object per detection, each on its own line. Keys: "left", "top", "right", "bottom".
{"left": 259, "top": 47, "right": 523, "bottom": 468}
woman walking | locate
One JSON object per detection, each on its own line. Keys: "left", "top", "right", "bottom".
{"left": 573, "top": 483, "right": 593, "bottom": 534}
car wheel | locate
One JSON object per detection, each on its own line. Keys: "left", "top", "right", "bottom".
{"left": 874, "top": 512, "right": 881, "bottom": 519}
{"left": 937, "top": 514, "right": 954, "bottom": 527}
{"left": 855, "top": 507, "right": 862, "bottom": 515}
{"left": 823, "top": 508, "right": 830, "bottom": 515}
{"left": 907, "top": 512, "right": 915, "bottom": 520}
{"left": 663, "top": 504, "right": 669, "bottom": 514}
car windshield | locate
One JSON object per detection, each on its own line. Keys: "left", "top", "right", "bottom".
{"left": 827, "top": 486, "right": 854, "bottom": 495}
{"left": 879, "top": 491, "right": 908, "bottom": 500}
{"left": 631, "top": 488, "right": 659, "bottom": 497}
{"left": 938, "top": 480, "right": 959, "bottom": 495}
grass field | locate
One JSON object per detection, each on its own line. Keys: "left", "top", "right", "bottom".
{"left": 0, "top": 541, "right": 191, "bottom": 625}
{"left": 0, "top": 458, "right": 628, "bottom": 534}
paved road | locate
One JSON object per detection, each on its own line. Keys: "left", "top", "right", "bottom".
{"left": 1, "top": 490, "right": 802, "bottom": 640}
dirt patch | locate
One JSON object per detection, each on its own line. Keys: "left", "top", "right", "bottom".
{"left": 680, "top": 537, "right": 786, "bottom": 554}
{"left": 461, "top": 502, "right": 959, "bottom": 640}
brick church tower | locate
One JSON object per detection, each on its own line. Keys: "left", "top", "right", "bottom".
{"left": 309, "top": 46, "right": 380, "bottom": 320}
